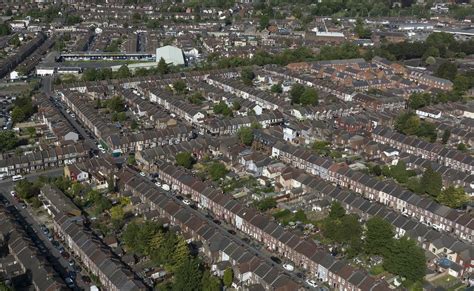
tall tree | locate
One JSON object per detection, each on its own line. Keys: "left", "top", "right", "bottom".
{"left": 237, "top": 127, "right": 254, "bottom": 146}
{"left": 436, "top": 61, "right": 458, "bottom": 81}
{"left": 420, "top": 166, "right": 442, "bottom": 197}
{"left": 328, "top": 202, "right": 345, "bottom": 220}
{"left": 157, "top": 57, "right": 170, "bottom": 75}
{"left": 172, "top": 257, "right": 202, "bottom": 291}
{"left": 241, "top": 68, "right": 255, "bottom": 86}
{"left": 441, "top": 129, "right": 451, "bottom": 144}
{"left": 223, "top": 267, "right": 234, "bottom": 288}
{"left": 437, "top": 186, "right": 468, "bottom": 209}
{"left": 383, "top": 237, "right": 426, "bottom": 283}
{"left": 289, "top": 83, "right": 305, "bottom": 104}
{"left": 117, "top": 65, "right": 131, "bottom": 78}
{"left": 201, "top": 270, "right": 221, "bottom": 291}
{"left": 173, "top": 236, "right": 190, "bottom": 269}
{"left": 365, "top": 217, "right": 394, "bottom": 256}
{"left": 176, "top": 152, "right": 194, "bottom": 169}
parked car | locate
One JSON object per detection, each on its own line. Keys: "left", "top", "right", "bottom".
{"left": 183, "top": 199, "right": 191, "bottom": 205}
{"left": 270, "top": 256, "right": 282, "bottom": 264}
{"left": 65, "top": 277, "right": 75, "bottom": 288}
{"left": 283, "top": 263, "right": 294, "bottom": 272}
{"left": 68, "top": 260, "right": 75, "bottom": 267}
{"left": 305, "top": 279, "right": 318, "bottom": 288}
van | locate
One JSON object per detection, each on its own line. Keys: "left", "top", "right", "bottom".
{"left": 12, "top": 175, "right": 24, "bottom": 182}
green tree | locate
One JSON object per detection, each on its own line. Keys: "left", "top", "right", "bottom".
{"left": 108, "top": 175, "right": 116, "bottom": 193}
{"left": 289, "top": 83, "right": 305, "bottom": 104}
{"left": 365, "top": 217, "right": 394, "bottom": 256}
{"left": 312, "top": 141, "right": 330, "bottom": 156}
{"left": 383, "top": 237, "right": 426, "bottom": 283}
{"left": 425, "top": 56, "right": 436, "bottom": 66}
{"left": 271, "top": 83, "right": 283, "bottom": 94}
{"left": 255, "top": 197, "right": 277, "bottom": 211}
{"left": 232, "top": 101, "right": 241, "bottom": 111}
{"left": 201, "top": 270, "right": 222, "bottom": 291}
{"left": 127, "top": 155, "right": 136, "bottom": 166}
{"left": 457, "top": 143, "right": 467, "bottom": 151}
{"left": 188, "top": 92, "right": 205, "bottom": 105}
{"left": 241, "top": 68, "right": 255, "bottom": 86}
{"left": 390, "top": 160, "right": 409, "bottom": 184}
{"left": 237, "top": 127, "right": 253, "bottom": 146}
{"left": 122, "top": 221, "right": 162, "bottom": 255}
{"left": 106, "top": 96, "right": 125, "bottom": 112}
{"left": 437, "top": 186, "right": 468, "bottom": 209}
{"left": 0, "top": 23, "right": 11, "bottom": 36}
{"left": 116, "top": 65, "right": 131, "bottom": 78}
{"left": 223, "top": 267, "right": 234, "bottom": 288}
{"left": 420, "top": 166, "right": 442, "bottom": 197}
{"left": 176, "top": 152, "right": 194, "bottom": 169}
{"left": 355, "top": 18, "right": 371, "bottom": 38}
{"left": 11, "top": 107, "right": 26, "bottom": 123}
{"left": 408, "top": 93, "right": 430, "bottom": 110}
{"left": 110, "top": 205, "right": 124, "bottom": 221}
{"left": 173, "top": 236, "right": 190, "bottom": 269}
{"left": 14, "top": 180, "right": 40, "bottom": 200}
{"left": 299, "top": 88, "right": 318, "bottom": 106}
{"left": 208, "top": 162, "right": 228, "bottom": 181}
{"left": 328, "top": 201, "right": 345, "bottom": 220}
{"left": 173, "top": 80, "right": 187, "bottom": 94}
{"left": 436, "top": 61, "right": 457, "bottom": 81}
{"left": 441, "top": 129, "right": 451, "bottom": 144}
{"left": 157, "top": 57, "right": 170, "bottom": 75}
{"left": 0, "top": 131, "right": 19, "bottom": 152}
{"left": 395, "top": 112, "right": 420, "bottom": 136}
{"left": 213, "top": 101, "right": 233, "bottom": 117}
{"left": 172, "top": 257, "right": 203, "bottom": 291}
{"left": 259, "top": 15, "right": 270, "bottom": 30}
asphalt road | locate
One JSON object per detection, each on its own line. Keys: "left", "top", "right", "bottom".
{"left": 139, "top": 169, "right": 317, "bottom": 289}
{"left": 0, "top": 167, "right": 64, "bottom": 187}
{"left": 41, "top": 76, "right": 96, "bottom": 149}
{"left": 36, "top": 77, "right": 315, "bottom": 288}
{"left": 1, "top": 181, "right": 86, "bottom": 290}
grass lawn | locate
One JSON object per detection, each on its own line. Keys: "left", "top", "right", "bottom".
{"left": 432, "top": 274, "right": 460, "bottom": 288}
{"left": 369, "top": 264, "right": 385, "bottom": 276}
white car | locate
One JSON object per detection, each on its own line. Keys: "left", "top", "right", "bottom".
{"left": 10, "top": 190, "right": 16, "bottom": 197}
{"left": 183, "top": 199, "right": 191, "bottom": 205}
{"left": 305, "top": 279, "right": 318, "bottom": 288}
{"left": 139, "top": 172, "right": 146, "bottom": 177}
{"left": 282, "top": 263, "right": 294, "bottom": 272}
{"left": 155, "top": 182, "right": 161, "bottom": 187}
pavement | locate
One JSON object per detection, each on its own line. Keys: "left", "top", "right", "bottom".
{"left": 0, "top": 178, "right": 87, "bottom": 290}
{"left": 35, "top": 77, "right": 316, "bottom": 289}
{"left": 140, "top": 169, "right": 317, "bottom": 289}
{"left": 41, "top": 76, "right": 96, "bottom": 150}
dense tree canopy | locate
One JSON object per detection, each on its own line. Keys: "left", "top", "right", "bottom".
{"left": 237, "top": 127, "right": 254, "bottom": 146}
{"left": 176, "top": 152, "right": 194, "bottom": 169}
{"left": 365, "top": 217, "right": 394, "bottom": 256}
{"left": 436, "top": 186, "right": 468, "bottom": 209}
{"left": 383, "top": 237, "right": 426, "bottom": 283}
{"left": 0, "top": 131, "right": 19, "bottom": 152}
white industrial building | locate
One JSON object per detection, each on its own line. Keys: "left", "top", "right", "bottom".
{"left": 155, "top": 45, "right": 186, "bottom": 66}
